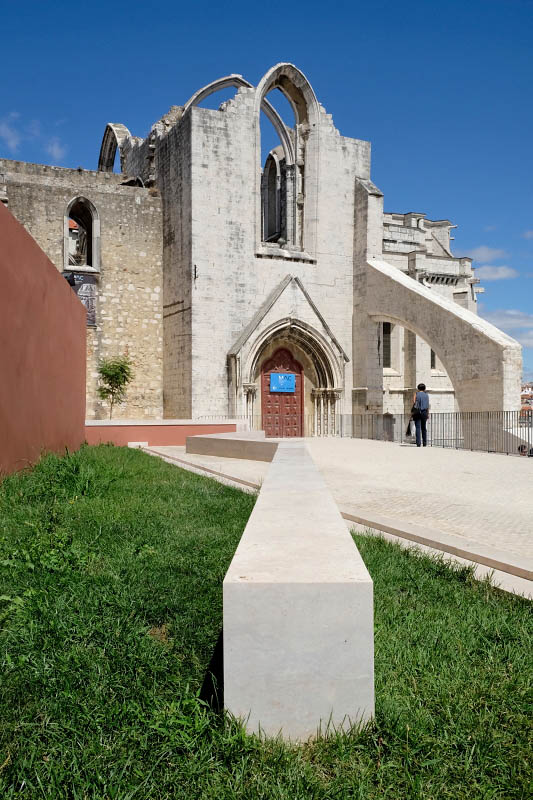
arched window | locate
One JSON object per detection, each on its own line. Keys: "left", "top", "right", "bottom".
{"left": 255, "top": 64, "right": 319, "bottom": 255}
{"left": 63, "top": 197, "right": 100, "bottom": 327}
{"left": 64, "top": 196, "right": 100, "bottom": 272}
{"left": 262, "top": 151, "right": 283, "bottom": 242}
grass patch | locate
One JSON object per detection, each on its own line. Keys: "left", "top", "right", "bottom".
{"left": 1, "top": 445, "right": 531, "bottom": 799}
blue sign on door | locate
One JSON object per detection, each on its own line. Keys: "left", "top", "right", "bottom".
{"left": 270, "top": 372, "right": 296, "bottom": 393}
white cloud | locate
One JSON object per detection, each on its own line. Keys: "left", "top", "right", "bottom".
{"left": 475, "top": 265, "right": 519, "bottom": 281}
{"left": 0, "top": 114, "right": 21, "bottom": 152}
{"left": 480, "top": 308, "right": 533, "bottom": 368}
{"left": 523, "top": 230, "right": 533, "bottom": 240}
{"left": 27, "top": 119, "right": 41, "bottom": 138}
{"left": 481, "top": 309, "right": 533, "bottom": 330}
{"left": 0, "top": 113, "right": 66, "bottom": 162}
{"left": 516, "top": 332, "right": 533, "bottom": 348}
{"left": 465, "top": 245, "right": 507, "bottom": 262}
{"left": 483, "top": 225, "right": 497, "bottom": 232}
{"left": 45, "top": 137, "right": 66, "bottom": 160}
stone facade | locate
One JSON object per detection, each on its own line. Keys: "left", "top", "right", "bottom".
{"left": 0, "top": 160, "right": 163, "bottom": 419}
{"left": 0, "top": 63, "right": 522, "bottom": 427}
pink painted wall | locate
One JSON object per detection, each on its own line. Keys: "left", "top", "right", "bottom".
{"left": 0, "top": 204, "right": 86, "bottom": 475}
{"left": 85, "top": 423, "right": 237, "bottom": 447}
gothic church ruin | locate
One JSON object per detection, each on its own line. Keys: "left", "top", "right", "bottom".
{"left": 1, "top": 63, "right": 522, "bottom": 433}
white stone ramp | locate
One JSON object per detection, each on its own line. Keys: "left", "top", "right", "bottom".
{"left": 223, "top": 440, "right": 374, "bottom": 741}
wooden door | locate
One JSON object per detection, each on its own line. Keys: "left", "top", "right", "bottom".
{"left": 261, "top": 348, "right": 303, "bottom": 437}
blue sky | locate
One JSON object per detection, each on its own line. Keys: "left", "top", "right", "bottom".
{"left": 1, "top": 0, "right": 532, "bottom": 378}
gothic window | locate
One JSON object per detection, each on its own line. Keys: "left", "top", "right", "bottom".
{"left": 260, "top": 89, "right": 295, "bottom": 246}
{"left": 63, "top": 197, "right": 100, "bottom": 327}
{"left": 262, "top": 152, "right": 284, "bottom": 242}
{"left": 383, "top": 322, "right": 392, "bottom": 369}
{"left": 256, "top": 65, "right": 319, "bottom": 255}
{"left": 64, "top": 196, "right": 99, "bottom": 271}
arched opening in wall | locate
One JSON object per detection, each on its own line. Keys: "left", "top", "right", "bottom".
{"left": 66, "top": 198, "right": 97, "bottom": 268}
{"left": 245, "top": 323, "right": 342, "bottom": 437}
{"left": 260, "top": 90, "right": 296, "bottom": 245}
{"left": 63, "top": 197, "right": 100, "bottom": 327}
{"left": 261, "top": 348, "right": 304, "bottom": 437}
{"left": 255, "top": 65, "right": 319, "bottom": 255}
{"left": 112, "top": 147, "right": 121, "bottom": 173}
{"left": 195, "top": 85, "right": 242, "bottom": 110}
{"left": 374, "top": 320, "right": 458, "bottom": 416}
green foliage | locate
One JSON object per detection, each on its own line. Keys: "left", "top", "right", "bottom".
{"left": 97, "top": 355, "right": 134, "bottom": 418}
{"left": 0, "top": 446, "right": 531, "bottom": 799}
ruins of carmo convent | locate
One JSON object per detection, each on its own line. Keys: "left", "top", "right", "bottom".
{"left": 1, "top": 63, "right": 522, "bottom": 435}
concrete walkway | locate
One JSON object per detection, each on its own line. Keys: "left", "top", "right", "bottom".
{"left": 146, "top": 440, "right": 532, "bottom": 598}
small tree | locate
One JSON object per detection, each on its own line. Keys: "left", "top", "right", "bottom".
{"left": 97, "top": 355, "right": 134, "bottom": 419}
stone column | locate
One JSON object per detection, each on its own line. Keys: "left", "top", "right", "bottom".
{"left": 312, "top": 389, "right": 319, "bottom": 436}
{"left": 329, "top": 390, "right": 342, "bottom": 436}
{"left": 243, "top": 384, "right": 257, "bottom": 431}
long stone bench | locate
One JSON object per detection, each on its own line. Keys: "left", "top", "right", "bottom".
{"left": 223, "top": 439, "right": 374, "bottom": 741}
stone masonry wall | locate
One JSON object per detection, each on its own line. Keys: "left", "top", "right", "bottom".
{"left": 0, "top": 160, "right": 163, "bottom": 420}
{"left": 155, "top": 114, "right": 193, "bottom": 418}
{"left": 182, "top": 90, "right": 371, "bottom": 417}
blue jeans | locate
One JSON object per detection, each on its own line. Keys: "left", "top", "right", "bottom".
{"left": 414, "top": 411, "right": 428, "bottom": 447}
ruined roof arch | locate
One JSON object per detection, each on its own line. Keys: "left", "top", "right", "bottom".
{"left": 98, "top": 123, "right": 132, "bottom": 173}
{"left": 255, "top": 63, "right": 319, "bottom": 127}
{"left": 183, "top": 74, "right": 295, "bottom": 164}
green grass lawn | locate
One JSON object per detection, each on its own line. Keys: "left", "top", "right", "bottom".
{"left": 1, "top": 445, "right": 531, "bottom": 799}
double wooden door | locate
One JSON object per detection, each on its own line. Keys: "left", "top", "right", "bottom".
{"left": 261, "top": 348, "right": 303, "bottom": 437}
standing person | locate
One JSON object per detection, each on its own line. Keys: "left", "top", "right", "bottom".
{"left": 412, "top": 383, "right": 430, "bottom": 447}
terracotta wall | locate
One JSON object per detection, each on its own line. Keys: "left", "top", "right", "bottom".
{"left": 0, "top": 204, "right": 86, "bottom": 475}
{"left": 85, "top": 422, "right": 237, "bottom": 447}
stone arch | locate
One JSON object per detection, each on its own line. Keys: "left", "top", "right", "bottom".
{"left": 98, "top": 123, "right": 132, "bottom": 173}
{"left": 243, "top": 318, "right": 344, "bottom": 435}
{"left": 183, "top": 74, "right": 295, "bottom": 164}
{"left": 247, "top": 318, "right": 342, "bottom": 389}
{"left": 356, "top": 258, "right": 522, "bottom": 413}
{"left": 255, "top": 63, "right": 320, "bottom": 126}
{"left": 254, "top": 63, "right": 320, "bottom": 253}
{"left": 63, "top": 196, "right": 100, "bottom": 272}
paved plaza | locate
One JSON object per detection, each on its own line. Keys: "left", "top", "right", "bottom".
{"left": 148, "top": 439, "right": 532, "bottom": 597}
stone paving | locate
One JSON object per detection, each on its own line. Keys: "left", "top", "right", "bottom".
{"left": 151, "top": 439, "right": 532, "bottom": 562}
{"left": 307, "top": 439, "right": 533, "bottom": 561}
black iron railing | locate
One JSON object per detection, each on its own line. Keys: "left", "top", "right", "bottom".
{"left": 196, "top": 410, "right": 533, "bottom": 456}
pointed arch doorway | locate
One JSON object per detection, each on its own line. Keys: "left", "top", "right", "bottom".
{"left": 261, "top": 348, "right": 303, "bottom": 437}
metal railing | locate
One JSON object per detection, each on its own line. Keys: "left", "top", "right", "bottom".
{"left": 196, "top": 410, "right": 533, "bottom": 456}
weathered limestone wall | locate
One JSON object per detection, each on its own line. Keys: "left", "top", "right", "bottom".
{"left": 180, "top": 89, "right": 371, "bottom": 417}
{"left": 156, "top": 114, "right": 193, "bottom": 418}
{"left": 0, "top": 160, "right": 163, "bottom": 419}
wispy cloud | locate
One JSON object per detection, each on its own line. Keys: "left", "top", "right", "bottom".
{"left": 0, "top": 112, "right": 21, "bottom": 152}
{"left": 483, "top": 225, "right": 497, "bottom": 232}
{"left": 481, "top": 309, "right": 533, "bottom": 330}
{"left": 45, "top": 137, "right": 67, "bottom": 160}
{"left": 480, "top": 308, "right": 533, "bottom": 355}
{"left": 465, "top": 245, "right": 507, "bottom": 262}
{"left": 0, "top": 112, "right": 67, "bottom": 162}
{"left": 475, "top": 265, "right": 519, "bottom": 281}
{"left": 523, "top": 230, "right": 533, "bottom": 240}
{"left": 27, "top": 119, "right": 41, "bottom": 138}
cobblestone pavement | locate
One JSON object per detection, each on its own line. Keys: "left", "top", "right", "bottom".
{"left": 154, "top": 440, "right": 532, "bottom": 562}
{"left": 306, "top": 438, "right": 533, "bottom": 561}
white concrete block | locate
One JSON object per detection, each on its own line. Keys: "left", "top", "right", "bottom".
{"left": 223, "top": 441, "right": 374, "bottom": 741}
